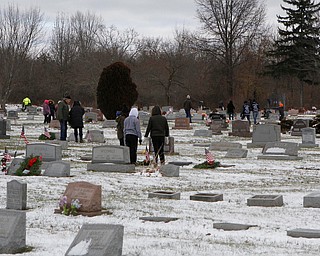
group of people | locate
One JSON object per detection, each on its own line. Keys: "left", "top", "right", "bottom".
{"left": 116, "top": 105, "right": 169, "bottom": 165}
{"left": 42, "top": 100, "right": 56, "bottom": 124}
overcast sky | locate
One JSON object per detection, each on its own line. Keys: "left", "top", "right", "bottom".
{"left": 5, "top": 0, "right": 283, "bottom": 38}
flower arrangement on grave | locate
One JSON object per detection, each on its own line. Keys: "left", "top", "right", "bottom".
{"left": 15, "top": 154, "right": 43, "bottom": 176}
{"left": 193, "top": 148, "right": 220, "bottom": 169}
{"left": 59, "top": 196, "right": 82, "bottom": 216}
{"left": 1, "top": 149, "right": 12, "bottom": 175}
{"left": 38, "top": 132, "right": 55, "bottom": 140}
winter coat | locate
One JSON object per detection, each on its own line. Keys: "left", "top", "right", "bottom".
{"left": 69, "top": 103, "right": 85, "bottom": 128}
{"left": 124, "top": 108, "right": 142, "bottom": 138}
{"left": 43, "top": 101, "right": 50, "bottom": 115}
{"left": 251, "top": 102, "right": 260, "bottom": 112}
{"left": 116, "top": 114, "right": 126, "bottom": 139}
{"left": 183, "top": 99, "right": 192, "bottom": 111}
{"left": 227, "top": 101, "right": 235, "bottom": 114}
{"left": 242, "top": 103, "right": 251, "bottom": 116}
{"left": 56, "top": 100, "right": 70, "bottom": 121}
{"left": 145, "top": 115, "right": 169, "bottom": 137}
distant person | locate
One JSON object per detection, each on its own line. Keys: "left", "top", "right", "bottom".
{"left": 144, "top": 106, "right": 170, "bottom": 165}
{"left": 124, "top": 107, "right": 142, "bottom": 164}
{"left": 22, "top": 96, "right": 31, "bottom": 111}
{"left": 116, "top": 105, "right": 129, "bottom": 146}
{"left": 183, "top": 95, "right": 193, "bottom": 123}
{"left": 218, "top": 101, "right": 225, "bottom": 111}
{"left": 241, "top": 100, "right": 251, "bottom": 125}
{"left": 56, "top": 94, "right": 71, "bottom": 141}
{"left": 48, "top": 100, "right": 55, "bottom": 121}
{"left": 42, "top": 100, "right": 51, "bottom": 124}
{"left": 279, "top": 101, "right": 285, "bottom": 121}
{"left": 226, "top": 100, "right": 235, "bottom": 120}
{"left": 251, "top": 99, "right": 260, "bottom": 125}
{"left": 69, "top": 101, "right": 85, "bottom": 143}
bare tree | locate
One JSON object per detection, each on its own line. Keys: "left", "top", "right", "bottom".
{"left": 0, "top": 5, "right": 44, "bottom": 108}
{"left": 194, "top": 0, "right": 265, "bottom": 98}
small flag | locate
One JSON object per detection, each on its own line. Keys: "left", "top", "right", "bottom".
{"left": 3, "top": 147, "right": 11, "bottom": 162}
{"left": 20, "top": 125, "right": 29, "bottom": 144}
{"left": 44, "top": 127, "right": 51, "bottom": 138}
{"left": 205, "top": 148, "right": 214, "bottom": 165}
{"left": 145, "top": 145, "right": 150, "bottom": 163}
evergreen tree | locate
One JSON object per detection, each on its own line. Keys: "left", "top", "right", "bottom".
{"left": 266, "top": 0, "right": 320, "bottom": 106}
{"left": 97, "top": 62, "right": 138, "bottom": 119}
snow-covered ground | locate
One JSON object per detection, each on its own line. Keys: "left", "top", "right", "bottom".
{"left": 1, "top": 110, "right": 320, "bottom": 256}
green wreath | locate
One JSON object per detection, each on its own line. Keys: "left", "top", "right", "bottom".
{"left": 15, "top": 154, "right": 43, "bottom": 176}
{"left": 193, "top": 161, "right": 220, "bottom": 169}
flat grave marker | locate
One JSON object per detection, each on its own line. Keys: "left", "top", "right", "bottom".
{"left": 190, "top": 193, "right": 223, "bottom": 202}
{"left": 148, "top": 191, "right": 180, "bottom": 200}
{"left": 247, "top": 195, "right": 283, "bottom": 207}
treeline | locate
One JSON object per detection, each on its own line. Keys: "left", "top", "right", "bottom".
{"left": 0, "top": 1, "right": 320, "bottom": 111}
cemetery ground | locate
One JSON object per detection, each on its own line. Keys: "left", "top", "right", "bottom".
{"left": 1, "top": 109, "right": 320, "bottom": 255}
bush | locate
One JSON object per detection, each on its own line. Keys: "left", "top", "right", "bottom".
{"left": 97, "top": 62, "right": 138, "bottom": 119}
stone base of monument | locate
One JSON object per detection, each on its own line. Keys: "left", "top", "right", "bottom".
{"left": 247, "top": 195, "right": 283, "bottom": 207}
{"left": 287, "top": 228, "right": 320, "bottom": 238}
{"left": 87, "top": 163, "right": 135, "bottom": 173}
{"left": 228, "top": 131, "right": 252, "bottom": 137}
{"left": 213, "top": 222, "right": 257, "bottom": 231}
{"left": 193, "top": 143, "right": 211, "bottom": 147}
{"left": 0, "top": 134, "right": 10, "bottom": 139}
{"left": 148, "top": 191, "right": 180, "bottom": 200}
{"left": 54, "top": 208, "right": 110, "bottom": 217}
{"left": 303, "top": 192, "right": 320, "bottom": 208}
{"left": 299, "top": 143, "right": 319, "bottom": 148}
{"left": 247, "top": 142, "right": 271, "bottom": 148}
{"left": 257, "top": 155, "right": 303, "bottom": 160}
{"left": 139, "top": 216, "right": 179, "bottom": 223}
{"left": 190, "top": 193, "right": 223, "bottom": 202}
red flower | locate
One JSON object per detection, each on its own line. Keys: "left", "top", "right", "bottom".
{"left": 28, "top": 157, "right": 38, "bottom": 168}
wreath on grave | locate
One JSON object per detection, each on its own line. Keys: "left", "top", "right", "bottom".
{"left": 38, "top": 132, "right": 56, "bottom": 140}
{"left": 15, "top": 154, "right": 42, "bottom": 176}
{"left": 193, "top": 161, "right": 221, "bottom": 169}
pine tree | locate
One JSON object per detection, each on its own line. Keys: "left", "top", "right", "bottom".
{"left": 97, "top": 62, "right": 138, "bottom": 119}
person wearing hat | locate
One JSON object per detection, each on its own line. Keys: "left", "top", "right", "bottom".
{"left": 56, "top": 94, "right": 72, "bottom": 141}
{"left": 183, "top": 95, "right": 193, "bottom": 123}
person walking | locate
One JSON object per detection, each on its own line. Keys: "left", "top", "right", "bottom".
{"left": 116, "top": 105, "right": 129, "bottom": 146}
{"left": 226, "top": 100, "right": 235, "bottom": 120}
{"left": 124, "top": 107, "right": 142, "bottom": 164}
{"left": 144, "top": 106, "right": 170, "bottom": 165}
{"left": 251, "top": 99, "right": 260, "bottom": 125}
{"left": 48, "top": 100, "right": 55, "bottom": 121}
{"left": 22, "top": 96, "right": 31, "bottom": 112}
{"left": 183, "top": 95, "right": 193, "bottom": 123}
{"left": 241, "top": 100, "right": 251, "bottom": 125}
{"left": 56, "top": 94, "right": 71, "bottom": 141}
{"left": 279, "top": 101, "right": 285, "bottom": 121}
{"left": 42, "top": 100, "right": 51, "bottom": 124}
{"left": 69, "top": 101, "right": 85, "bottom": 143}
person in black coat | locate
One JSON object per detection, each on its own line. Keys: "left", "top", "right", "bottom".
{"left": 69, "top": 101, "right": 85, "bottom": 142}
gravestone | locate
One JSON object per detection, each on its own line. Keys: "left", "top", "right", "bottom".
{"left": 209, "top": 141, "right": 242, "bottom": 151}
{"left": 225, "top": 149, "right": 248, "bottom": 158}
{"left": 91, "top": 108, "right": 104, "bottom": 121}
{"left": 303, "top": 192, "right": 320, "bottom": 208}
{"left": 102, "top": 120, "right": 117, "bottom": 128}
{"left": 6, "top": 119, "right": 12, "bottom": 131}
{"left": 159, "top": 164, "right": 179, "bottom": 177}
{"left": 6, "top": 180, "right": 27, "bottom": 210}
{"left": 162, "top": 106, "right": 173, "bottom": 113}
{"left": 7, "top": 110, "right": 19, "bottom": 119}
{"left": 87, "top": 163, "right": 136, "bottom": 173}
{"left": 138, "top": 111, "right": 150, "bottom": 126}
{"left": 194, "top": 129, "right": 212, "bottom": 137}
{"left": 213, "top": 223, "right": 257, "bottom": 231}
{"left": 172, "top": 118, "right": 192, "bottom": 129}
{"left": 26, "top": 143, "right": 62, "bottom": 162}
{"left": 63, "top": 181, "right": 102, "bottom": 216}
{"left": 300, "top": 127, "right": 318, "bottom": 147}
{"left": 45, "top": 140, "right": 68, "bottom": 150}
{"left": 190, "top": 193, "right": 223, "bottom": 202}
{"left": 0, "top": 209, "right": 26, "bottom": 254}
{"left": 65, "top": 224, "right": 124, "bottom": 256}
{"left": 247, "top": 195, "right": 283, "bottom": 207}
{"left": 148, "top": 191, "right": 180, "bottom": 200}
{"left": 84, "top": 112, "right": 98, "bottom": 122}
{"left": 85, "top": 130, "right": 105, "bottom": 143}
{"left": 43, "top": 161, "right": 70, "bottom": 177}
{"left": 26, "top": 106, "right": 37, "bottom": 115}
{"left": 0, "top": 120, "right": 10, "bottom": 139}
{"left": 228, "top": 120, "right": 251, "bottom": 137}
{"left": 247, "top": 124, "right": 281, "bottom": 148}
{"left": 257, "top": 142, "right": 302, "bottom": 160}
{"left": 149, "top": 136, "right": 174, "bottom": 154}
{"left": 291, "top": 119, "right": 309, "bottom": 136}
{"left": 91, "top": 145, "right": 130, "bottom": 164}
{"left": 7, "top": 157, "right": 24, "bottom": 175}
{"left": 49, "top": 119, "right": 60, "bottom": 129}
{"left": 287, "top": 229, "right": 320, "bottom": 239}
{"left": 139, "top": 217, "right": 179, "bottom": 223}
{"left": 209, "top": 121, "right": 223, "bottom": 135}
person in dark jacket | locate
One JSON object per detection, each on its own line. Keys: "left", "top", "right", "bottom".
{"left": 251, "top": 99, "right": 260, "bottom": 124}
{"left": 183, "top": 95, "right": 193, "bottom": 123}
{"left": 48, "top": 100, "right": 55, "bottom": 121}
{"left": 116, "top": 105, "right": 129, "bottom": 146}
{"left": 69, "top": 101, "right": 85, "bottom": 143}
{"left": 241, "top": 100, "right": 251, "bottom": 125}
{"left": 226, "top": 100, "right": 235, "bottom": 120}
{"left": 144, "top": 106, "right": 169, "bottom": 164}
{"left": 56, "top": 94, "right": 71, "bottom": 141}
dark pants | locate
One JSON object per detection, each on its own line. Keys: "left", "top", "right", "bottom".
{"left": 44, "top": 114, "right": 50, "bottom": 124}
{"left": 152, "top": 136, "right": 165, "bottom": 163}
{"left": 73, "top": 127, "right": 83, "bottom": 142}
{"left": 185, "top": 109, "right": 192, "bottom": 123}
{"left": 125, "top": 134, "right": 138, "bottom": 164}
{"left": 119, "top": 138, "right": 124, "bottom": 146}
{"left": 228, "top": 113, "right": 234, "bottom": 120}
{"left": 59, "top": 120, "right": 68, "bottom": 141}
